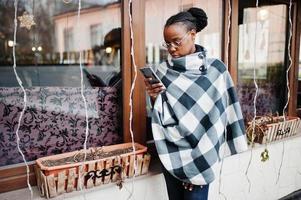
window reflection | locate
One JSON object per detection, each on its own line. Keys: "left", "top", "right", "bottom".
{"left": 0, "top": 0, "right": 122, "bottom": 167}
{"left": 145, "top": 0, "right": 222, "bottom": 141}
{"left": 237, "top": 3, "right": 287, "bottom": 123}
{"left": 145, "top": 0, "right": 222, "bottom": 65}
{"left": 0, "top": 0, "right": 121, "bottom": 87}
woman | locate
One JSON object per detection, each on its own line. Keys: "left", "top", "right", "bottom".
{"left": 144, "top": 7, "right": 248, "bottom": 200}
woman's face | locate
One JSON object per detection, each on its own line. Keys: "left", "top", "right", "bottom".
{"left": 163, "top": 23, "right": 196, "bottom": 58}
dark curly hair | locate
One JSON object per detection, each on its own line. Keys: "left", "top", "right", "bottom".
{"left": 165, "top": 7, "right": 208, "bottom": 33}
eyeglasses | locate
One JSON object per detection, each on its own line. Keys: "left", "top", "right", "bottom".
{"left": 162, "top": 31, "right": 190, "bottom": 49}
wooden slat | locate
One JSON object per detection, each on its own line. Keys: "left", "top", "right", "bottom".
{"left": 290, "top": 120, "right": 296, "bottom": 136}
{"left": 112, "top": 157, "right": 121, "bottom": 182}
{"left": 76, "top": 165, "right": 85, "bottom": 191}
{"left": 103, "top": 159, "right": 113, "bottom": 184}
{"left": 40, "top": 171, "right": 48, "bottom": 198}
{"left": 40, "top": 172, "right": 46, "bottom": 197}
{"left": 66, "top": 168, "right": 77, "bottom": 193}
{"left": 136, "top": 154, "right": 144, "bottom": 175}
{"left": 57, "top": 171, "right": 66, "bottom": 195}
{"left": 95, "top": 160, "right": 104, "bottom": 186}
{"left": 287, "top": 120, "right": 293, "bottom": 137}
{"left": 270, "top": 123, "right": 277, "bottom": 142}
{"left": 128, "top": 155, "right": 135, "bottom": 177}
{"left": 86, "top": 162, "right": 96, "bottom": 188}
{"left": 121, "top": 156, "right": 129, "bottom": 178}
{"left": 141, "top": 154, "right": 151, "bottom": 175}
{"left": 47, "top": 174, "right": 57, "bottom": 198}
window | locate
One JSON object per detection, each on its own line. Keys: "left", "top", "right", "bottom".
{"left": 237, "top": 1, "right": 288, "bottom": 122}
{"left": 144, "top": 0, "right": 223, "bottom": 141}
{"left": 145, "top": 0, "right": 223, "bottom": 65}
{"left": 0, "top": 0, "right": 122, "bottom": 168}
{"left": 64, "top": 27, "right": 74, "bottom": 52}
{"left": 90, "top": 24, "right": 103, "bottom": 48}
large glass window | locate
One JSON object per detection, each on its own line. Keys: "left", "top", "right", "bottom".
{"left": 237, "top": 1, "right": 288, "bottom": 122}
{"left": 144, "top": 0, "right": 223, "bottom": 141}
{"left": 145, "top": 0, "right": 223, "bottom": 65}
{"left": 0, "top": 0, "right": 122, "bottom": 167}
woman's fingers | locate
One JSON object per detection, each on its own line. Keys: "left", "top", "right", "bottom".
{"left": 182, "top": 183, "right": 203, "bottom": 191}
{"left": 144, "top": 78, "right": 152, "bottom": 87}
{"left": 144, "top": 78, "right": 164, "bottom": 99}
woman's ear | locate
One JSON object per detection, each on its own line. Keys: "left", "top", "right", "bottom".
{"left": 190, "top": 29, "right": 197, "bottom": 41}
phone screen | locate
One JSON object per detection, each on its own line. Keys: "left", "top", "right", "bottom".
{"left": 140, "top": 67, "right": 161, "bottom": 84}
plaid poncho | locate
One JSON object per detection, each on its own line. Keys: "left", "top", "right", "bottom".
{"left": 151, "top": 46, "right": 248, "bottom": 185}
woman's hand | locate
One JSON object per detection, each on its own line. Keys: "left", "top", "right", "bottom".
{"left": 144, "top": 78, "right": 165, "bottom": 102}
{"left": 182, "top": 182, "right": 204, "bottom": 191}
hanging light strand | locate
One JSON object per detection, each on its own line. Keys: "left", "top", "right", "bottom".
{"left": 76, "top": 0, "right": 89, "bottom": 198}
{"left": 277, "top": 0, "right": 292, "bottom": 184}
{"left": 13, "top": 0, "right": 33, "bottom": 199}
{"left": 218, "top": 1, "right": 231, "bottom": 199}
{"left": 245, "top": 0, "right": 260, "bottom": 193}
{"left": 127, "top": 0, "right": 138, "bottom": 198}
{"left": 282, "top": 0, "right": 293, "bottom": 119}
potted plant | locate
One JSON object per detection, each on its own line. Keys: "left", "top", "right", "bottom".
{"left": 35, "top": 143, "right": 151, "bottom": 198}
{"left": 246, "top": 115, "right": 300, "bottom": 144}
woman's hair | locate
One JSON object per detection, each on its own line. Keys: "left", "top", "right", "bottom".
{"left": 165, "top": 7, "right": 208, "bottom": 33}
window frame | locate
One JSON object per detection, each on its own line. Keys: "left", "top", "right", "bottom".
{"left": 0, "top": 0, "right": 147, "bottom": 193}
{"left": 225, "top": 0, "right": 301, "bottom": 116}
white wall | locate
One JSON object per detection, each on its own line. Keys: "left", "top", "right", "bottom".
{"left": 209, "top": 134, "right": 301, "bottom": 200}
{"left": 2, "top": 134, "right": 301, "bottom": 200}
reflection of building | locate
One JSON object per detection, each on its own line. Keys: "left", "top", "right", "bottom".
{"left": 238, "top": 5, "right": 287, "bottom": 70}
{"left": 53, "top": 3, "right": 121, "bottom": 54}
{"left": 145, "top": 0, "right": 222, "bottom": 64}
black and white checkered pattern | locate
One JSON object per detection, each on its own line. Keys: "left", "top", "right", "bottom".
{"left": 151, "top": 47, "right": 248, "bottom": 185}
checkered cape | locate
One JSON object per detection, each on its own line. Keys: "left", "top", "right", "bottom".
{"left": 151, "top": 48, "right": 248, "bottom": 185}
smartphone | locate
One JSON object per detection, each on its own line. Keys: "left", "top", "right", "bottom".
{"left": 139, "top": 67, "right": 163, "bottom": 85}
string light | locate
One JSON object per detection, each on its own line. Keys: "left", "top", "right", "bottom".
{"left": 13, "top": 0, "right": 33, "bottom": 199}
{"left": 244, "top": 0, "right": 260, "bottom": 193}
{"left": 76, "top": 0, "right": 89, "bottom": 199}
{"left": 18, "top": 11, "right": 36, "bottom": 30}
{"left": 218, "top": 0, "right": 231, "bottom": 199}
{"left": 127, "top": 0, "right": 138, "bottom": 198}
{"left": 277, "top": 0, "right": 293, "bottom": 184}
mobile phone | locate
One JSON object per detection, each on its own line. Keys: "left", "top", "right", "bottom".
{"left": 139, "top": 67, "right": 163, "bottom": 85}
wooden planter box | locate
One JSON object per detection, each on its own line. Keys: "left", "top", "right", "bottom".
{"left": 34, "top": 143, "right": 151, "bottom": 198}
{"left": 247, "top": 116, "right": 301, "bottom": 144}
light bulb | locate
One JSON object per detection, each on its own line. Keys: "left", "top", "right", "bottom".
{"left": 105, "top": 47, "right": 112, "bottom": 54}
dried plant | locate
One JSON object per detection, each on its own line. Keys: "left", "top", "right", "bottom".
{"left": 246, "top": 114, "right": 283, "bottom": 145}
